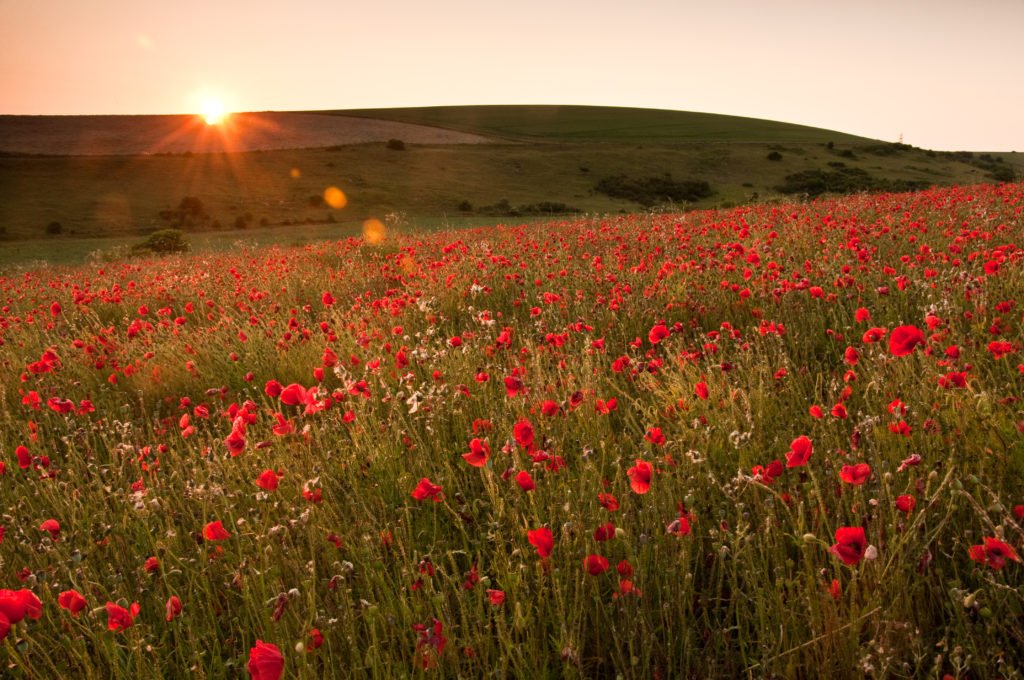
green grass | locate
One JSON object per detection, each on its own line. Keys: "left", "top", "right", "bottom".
{"left": 319, "top": 105, "right": 878, "bottom": 143}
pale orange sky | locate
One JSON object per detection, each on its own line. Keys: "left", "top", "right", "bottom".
{"left": 2, "top": 0, "right": 1021, "bottom": 150}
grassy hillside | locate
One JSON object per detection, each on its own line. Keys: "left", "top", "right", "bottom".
{"left": 318, "top": 105, "right": 877, "bottom": 144}
{"left": 1, "top": 107, "right": 1021, "bottom": 264}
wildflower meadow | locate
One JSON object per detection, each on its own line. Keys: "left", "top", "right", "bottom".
{"left": 1, "top": 181, "right": 1022, "bottom": 678}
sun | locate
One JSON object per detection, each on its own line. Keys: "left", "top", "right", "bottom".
{"left": 200, "top": 99, "right": 228, "bottom": 126}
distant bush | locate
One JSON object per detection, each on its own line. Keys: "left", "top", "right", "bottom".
{"left": 862, "top": 143, "right": 914, "bottom": 157}
{"left": 158, "top": 197, "right": 209, "bottom": 229}
{"left": 940, "top": 151, "right": 1017, "bottom": 182}
{"left": 517, "top": 202, "right": 580, "bottom": 216}
{"left": 988, "top": 164, "right": 1016, "bottom": 182}
{"left": 477, "top": 199, "right": 580, "bottom": 217}
{"left": 46, "top": 221, "right": 62, "bottom": 235}
{"left": 133, "top": 229, "right": 189, "bottom": 256}
{"left": 479, "top": 198, "right": 513, "bottom": 216}
{"left": 595, "top": 174, "right": 713, "bottom": 207}
{"left": 457, "top": 200, "right": 473, "bottom": 212}
{"left": 386, "top": 139, "right": 406, "bottom": 151}
{"left": 775, "top": 168, "right": 930, "bottom": 197}
{"left": 766, "top": 151, "right": 783, "bottom": 161}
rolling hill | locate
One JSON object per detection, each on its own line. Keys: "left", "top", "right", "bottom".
{"left": 0, "top": 106, "right": 1020, "bottom": 265}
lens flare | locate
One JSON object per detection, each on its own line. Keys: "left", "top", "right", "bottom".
{"left": 362, "top": 218, "right": 386, "bottom": 245}
{"left": 324, "top": 187, "right": 347, "bottom": 209}
{"left": 201, "top": 99, "right": 228, "bottom": 126}
{"left": 290, "top": 168, "right": 301, "bottom": 179}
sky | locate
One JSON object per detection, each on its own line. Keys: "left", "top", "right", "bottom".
{"left": 2, "top": 0, "right": 1022, "bottom": 151}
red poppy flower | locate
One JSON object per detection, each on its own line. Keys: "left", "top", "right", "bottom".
{"left": 106, "top": 601, "right": 140, "bottom": 632}
{"left": 515, "top": 470, "right": 535, "bottom": 491}
{"left": 648, "top": 323, "right": 670, "bottom": 344}
{"left": 503, "top": 375, "right": 525, "bottom": 397}
{"left": 939, "top": 371, "right": 968, "bottom": 389}
{"left": 888, "top": 420, "right": 911, "bottom": 437}
{"left": 987, "top": 341, "right": 1015, "bottom": 360}
{"left": 540, "top": 400, "right": 560, "bottom": 417}
{"left": 828, "top": 579, "right": 841, "bottom": 600}
{"left": 598, "top": 492, "right": 619, "bottom": 511}
{"left": 225, "top": 427, "right": 247, "bottom": 456}
{"left": 838, "top": 463, "right": 871, "bottom": 485}
{"left": 414, "top": 619, "right": 447, "bottom": 669}
{"left": 889, "top": 325, "right": 925, "bottom": 357}
{"left": 462, "top": 438, "right": 491, "bottom": 468}
{"left": 279, "top": 383, "right": 310, "bottom": 406}
{"left": 843, "top": 346, "right": 859, "bottom": 366}
{"left": 39, "top": 518, "right": 60, "bottom": 539}
{"left": 895, "top": 495, "right": 916, "bottom": 515}
{"left": 0, "top": 589, "right": 43, "bottom": 625}
{"left": 203, "top": 520, "right": 231, "bottom": 541}
{"left": 593, "top": 522, "right": 615, "bottom": 542}
{"left": 968, "top": 537, "right": 1021, "bottom": 570}
{"left": 411, "top": 478, "right": 443, "bottom": 502}
{"left": 256, "top": 469, "right": 282, "bottom": 491}
{"left": 16, "top": 445, "right": 32, "bottom": 469}
{"left": 248, "top": 640, "right": 284, "bottom": 680}
{"left": 808, "top": 405, "right": 823, "bottom": 419}
{"left": 166, "top": 595, "right": 182, "bottom": 621}
{"left": 644, "top": 428, "right": 665, "bottom": 446}
{"left": 829, "top": 527, "right": 867, "bottom": 565}
{"left": 627, "top": 460, "right": 653, "bottom": 494}
{"left": 583, "top": 554, "right": 610, "bottom": 575}
{"left": 513, "top": 419, "right": 534, "bottom": 450}
{"left": 527, "top": 527, "right": 554, "bottom": 558}
{"left": 695, "top": 381, "right": 709, "bottom": 400}
{"left": 785, "top": 436, "right": 813, "bottom": 468}
{"left": 752, "top": 460, "right": 784, "bottom": 485}
{"left": 862, "top": 327, "right": 887, "bottom": 343}
{"left": 486, "top": 589, "right": 505, "bottom": 606}
{"left": 58, "top": 589, "right": 87, "bottom": 616}
{"left": 264, "top": 380, "right": 283, "bottom": 398}
{"left": 667, "top": 513, "right": 692, "bottom": 536}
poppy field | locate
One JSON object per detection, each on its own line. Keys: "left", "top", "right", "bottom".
{"left": 1, "top": 181, "right": 1022, "bottom": 678}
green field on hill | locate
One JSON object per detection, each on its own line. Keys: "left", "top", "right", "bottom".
{"left": 319, "top": 105, "right": 877, "bottom": 143}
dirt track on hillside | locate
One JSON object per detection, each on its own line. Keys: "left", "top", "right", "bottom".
{"left": 0, "top": 112, "right": 493, "bottom": 156}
